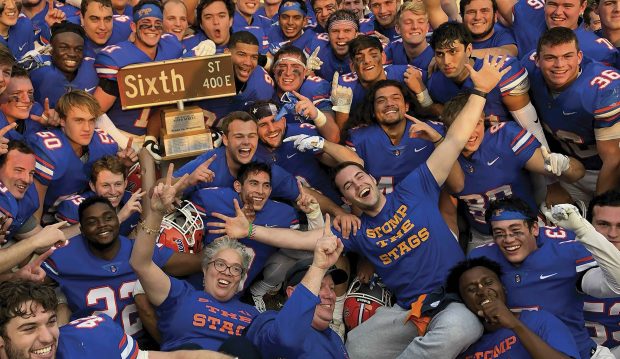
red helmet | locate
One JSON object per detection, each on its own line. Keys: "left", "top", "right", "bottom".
{"left": 125, "top": 162, "right": 143, "bottom": 193}
{"left": 343, "top": 277, "right": 393, "bottom": 331}
{"left": 158, "top": 201, "right": 204, "bottom": 253}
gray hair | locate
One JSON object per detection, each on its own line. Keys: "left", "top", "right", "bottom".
{"left": 202, "top": 236, "right": 253, "bottom": 292}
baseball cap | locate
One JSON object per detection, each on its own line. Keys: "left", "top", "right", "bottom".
{"left": 285, "top": 257, "right": 348, "bottom": 289}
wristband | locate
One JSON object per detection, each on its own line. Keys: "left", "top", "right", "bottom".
{"left": 247, "top": 223, "right": 253, "bottom": 239}
{"left": 312, "top": 110, "right": 327, "bottom": 127}
{"left": 415, "top": 89, "right": 434, "bottom": 108}
{"left": 469, "top": 88, "right": 488, "bottom": 98}
{"left": 138, "top": 220, "right": 160, "bottom": 235}
{"left": 433, "top": 136, "right": 444, "bottom": 144}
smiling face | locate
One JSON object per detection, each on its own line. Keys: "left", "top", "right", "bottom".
{"left": 341, "top": 0, "right": 365, "bottom": 19}
{"left": 201, "top": 0, "right": 233, "bottom": 45}
{"left": 536, "top": 40, "right": 582, "bottom": 91}
{"left": 544, "top": 0, "right": 586, "bottom": 29}
{"left": 491, "top": 219, "right": 539, "bottom": 265}
{"left": 273, "top": 54, "right": 305, "bottom": 92}
{"left": 463, "top": 0, "right": 496, "bottom": 40}
{"left": 81, "top": 2, "right": 114, "bottom": 45}
{"left": 312, "top": 275, "right": 337, "bottom": 331}
{"left": 0, "top": 149, "right": 35, "bottom": 200}
{"left": 352, "top": 46, "right": 384, "bottom": 84}
{"left": 223, "top": 119, "right": 258, "bottom": 167}
{"left": 202, "top": 248, "right": 244, "bottom": 301}
{"left": 0, "top": 77, "right": 34, "bottom": 122}
{"left": 279, "top": 9, "right": 306, "bottom": 39}
{"left": 0, "top": 301, "right": 59, "bottom": 359}
{"left": 335, "top": 164, "right": 383, "bottom": 213}
{"left": 0, "top": 0, "right": 19, "bottom": 29}
{"left": 132, "top": 17, "right": 164, "bottom": 49}
{"left": 80, "top": 201, "right": 120, "bottom": 252}
{"left": 597, "top": 0, "right": 620, "bottom": 33}
{"left": 369, "top": 0, "right": 398, "bottom": 27}
{"left": 163, "top": 1, "right": 188, "bottom": 40}
{"left": 462, "top": 117, "right": 485, "bottom": 157}
{"left": 236, "top": 0, "right": 259, "bottom": 16}
{"left": 372, "top": 85, "right": 408, "bottom": 127}
{"left": 230, "top": 42, "right": 259, "bottom": 83}
{"left": 458, "top": 266, "right": 506, "bottom": 325}
{"left": 592, "top": 205, "right": 620, "bottom": 250}
{"left": 328, "top": 22, "right": 357, "bottom": 57}
{"left": 234, "top": 169, "right": 271, "bottom": 211}
{"left": 90, "top": 170, "right": 126, "bottom": 208}
{"left": 257, "top": 114, "right": 286, "bottom": 149}
{"left": 397, "top": 9, "right": 429, "bottom": 46}
{"left": 51, "top": 32, "right": 84, "bottom": 76}
{"left": 313, "top": 0, "right": 337, "bottom": 28}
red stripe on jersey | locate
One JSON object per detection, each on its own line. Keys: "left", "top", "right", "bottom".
{"left": 118, "top": 333, "right": 127, "bottom": 349}
{"left": 55, "top": 214, "right": 78, "bottom": 224}
{"left": 499, "top": 67, "right": 526, "bottom": 88}
{"left": 576, "top": 255, "right": 594, "bottom": 264}
{"left": 594, "top": 101, "right": 620, "bottom": 114}
{"left": 510, "top": 128, "right": 527, "bottom": 146}
{"left": 514, "top": 136, "right": 535, "bottom": 155}
{"left": 597, "top": 112, "right": 620, "bottom": 123}
{"left": 130, "top": 346, "right": 140, "bottom": 359}
{"left": 34, "top": 155, "right": 55, "bottom": 169}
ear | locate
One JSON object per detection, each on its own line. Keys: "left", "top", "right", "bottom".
{"left": 577, "top": 50, "right": 583, "bottom": 65}
{"left": 465, "top": 43, "right": 473, "bottom": 57}
{"left": 285, "top": 285, "right": 295, "bottom": 298}
{"left": 233, "top": 180, "right": 241, "bottom": 193}
{"left": 531, "top": 221, "right": 540, "bottom": 237}
{"left": 130, "top": 22, "right": 137, "bottom": 34}
{"left": 60, "top": 118, "right": 66, "bottom": 128}
{"left": 395, "top": 23, "right": 401, "bottom": 36}
{"left": 222, "top": 133, "right": 229, "bottom": 147}
{"left": 89, "top": 181, "right": 96, "bottom": 192}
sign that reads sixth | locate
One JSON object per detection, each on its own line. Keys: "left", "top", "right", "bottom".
{"left": 116, "top": 54, "right": 236, "bottom": 109}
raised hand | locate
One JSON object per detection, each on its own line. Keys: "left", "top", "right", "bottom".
{"left": 306, "top": 47, "right": 323, "bottom": 71}
{"left": 540, "top": 146, "right": 570, "bottom": 176}
{"left": 241, "top": 198, "right": 256, "bottom": 223}
{"left": 466, "top": 53, "right": 511, "bottom": 94}
{"left": 45, "top": 0, "right": 66, "bottom": 27}
{"left": 291, "top": 91, "right": 319, "bottom": 120}
{"left": 543, "top": 204, "right": 591, "bottom": 234}
{"left": 192, "top": 39, "right": 216, "bottom": 56}
{"left": 118, "top": 189, "right": 145, "bottom": 222}
{"left": 283, "top": 134, "right": 325, "bottom": 152}
{"left": 117, "top": 137, "right": 139, "bottom": 167}
{"left": 188, "top": 154, "right": 216, "bottom": 186}
{"left": 313, "top": 214, "right": 344, "bottom": 270}
{"left": 478, "top": 296, "right": 520, "bottom": 329}
{"left": 31, "top": 98, "right": 61, "bottom": 127}
{"left": 33, "top": 221, "right": 67, "bottom": 250}
{"left": 14, "top": 247, "right": 56, "bottom": 283}
{"left": 330, "top": 71, "right": 353, "bottom": 114}
{"left": 295, "top": 179, "right": 320, "bottom": 214}
{"left": 151, "top": 163, "right": 187, "bottom": 214}
{"left": 372, "top": 31, "right": 389, "bottom": 47}
{"left": 0, "top": 123, "right": 17, "bottom": 155}
{"left": 208, "top": 199, "right": 251, "bottom": 239}
{"left": 403, "top": 66, "right": 425, "bottom": 94}
{"left": 405, "top": 114, "right": 442, "bottom": 142}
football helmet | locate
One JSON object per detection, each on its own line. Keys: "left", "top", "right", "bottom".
{"left": 158, "top": 201, "right": 204, "bottom": 253}
{"left": 343, "top": 276, "right": 393, "bottom": 331}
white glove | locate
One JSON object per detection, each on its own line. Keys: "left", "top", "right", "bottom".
{"left": 192, "top": 40, "right": 216, "bottom": 57}
{"left": 306, "top": 46, "right": 323, "bottom": 71}
{"left": 143, "top": 136, "right": 162, "bottom": 163}
{"left": 541, "top": 146, "right": 570, "bottom": 176}
{"left": 330, "top": 72, "right": 353, "bottom": 114}
{"left": 543, "top": 203, "right": 592, "bottom": 237}
{"left": 283, "top": 134, "right": 325, "bottom": 152}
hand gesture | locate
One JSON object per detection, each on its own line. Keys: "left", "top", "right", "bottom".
{"left": 540, "top": 146, "right": 570, "bottom": 176}
{"left": 296, "top": 180, "right": 320, "bottom": 214}
{"left": 118, "top": 189, "right": 145, "bottom": 222}
{"left": 0, "top": 122, "right": 17, "bottom": 155}
{"left": 406, "top": 114, "right": 442, "bottom": 142}
{"left": 44, "top": 0, "right": 66, "bottom": 28}
{"left": 188, "top": 154, "right": 216, "bottom": 186}
{"left": 192, "top": 39, "right": 216, "bottom": 57}
{"left": 313, "top": 214, "right": 344, "bottom": 270}
{"left": 292, "top": 91, "right": 318, "bottom": 120}
{"left": 117, "top": 137, "right": 139, "bottom": 167}
{"left": 33, "top": 221, "right": 67, "bottom": 250}
{"left": 151, "top": 164, "right": 187, "bottom": 214}
{"left": 306, "top": 47, "right": 323, "bottom": 71}
{"left": 13, "top": 248, "right": 56, "bottom": 283}
{"left": 466, "top": 53, "right": 511, "bottom": 94}
{"left": 330, "top": 72, "right": 353, "bottom": 114}
{"left": 0, "top": 215, "right": 13, "bottom": 244}
{"left": 333, "top": 213, "right": 361, "bottom": 239}
{"left": 403, "top": 66, "right": 425, "bottom": 94}
{"left": 208, "top": 199, "right": 251, "bottom": 239}
{"left": 283, "top": 134, "right": 325, "bottom": 152}
{"left": 372, "top": 31, "right": 390, "bottom": 47}
{"left": 542, "top": 203, "right": 591, "bottom": 234}
{"left": 31, "top": 98, "right": 61, "bottom": 127}
{"left": 478, "top": 296, "right": 520, "bottom": 329}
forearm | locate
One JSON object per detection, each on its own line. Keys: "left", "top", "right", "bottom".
{"left": 253, "top": 226, "right": 320, "bottom": 250}
{"left": 321, "top": 142, "right": 363, "bottom": 166}
{"left": 471, "top": 46, "right": 517, "bottom": 58}
{"left": 0, "top": 239, "right": 40, "bottom": 273}
{"left": 129, "top": 211, "right": 163, "bottom": 271}
{"left": 440, "top": 0, "right": 460, "bottom": 21}
{"left": 315, "top": 111, "right": 340, "bottom": 143}
{"left": 334, "top": 111, "right": 349, "bottom": 130}
{"left": 495, "top": 0, "right": 516, "bottom": 25}
{"left": 146, "top": 108, "right": 162, "bottom": 138}
{"left": 310, "top": 188, "right": 346, "bottom": 217}
{"left": 444, "top": 161, "right": 465, "bottom": 193}
{"left": 575, "top": 225, "right": 620, "bottom": 295}
{"left": 512, "top": 321, "right": 570, "bottom": 359}
{"left": 596, "top": 159, "right": 620, "bottom": 194}
{"left": 135, "top": 294, "right": 161, "bottom": 343}
{"left": 422, "top": 0, "right": 449, "bottom": 29}
{"left": 558, "top": 158, "right": 585, "bottom": 183}
{"left": 60, "top": 224, "right": 80, "bottom": 240}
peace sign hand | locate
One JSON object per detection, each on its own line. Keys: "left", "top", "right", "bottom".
{"left": 151, "top": 163, "right": 188, "bottom": 214}
{"left": 313, "top": 214, "right": 343, "bottom": 270}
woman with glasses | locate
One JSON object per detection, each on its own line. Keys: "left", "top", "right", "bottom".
{"left": 130, "top": 166, "right": 258, "bottom": 351}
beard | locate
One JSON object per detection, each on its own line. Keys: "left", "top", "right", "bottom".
{"left": 20, "top": 0, "right": 41, "bottom": 8}
{"left": 470, "top": 23, "right": 495, "bottom": 40}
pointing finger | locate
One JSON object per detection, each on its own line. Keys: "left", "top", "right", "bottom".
{"left": 165, "top": 163, "right": 174, "bottom": 186}
{"left": 332, "top": 71, "right": 340, "bottom": 89}
{"left": 310, "top": 46, "right": 320, "bottom": 59}
{"left": 291, "top": 90, "right": 307, "bottom": 101}
{"left": 203, "top": 154, "right": 217, "bottom": 168}
{"left": 540, "top": 146, "right": 550, "bottom": 160}
{"left": 297, "top": 179, "right": 305, "bottom": 196}
{"left": 44, "top": 98, "right": 50, "bottom": 113}
{"left": 49, "top": 220, "right": 68, "bottom": 229}
{"left": 126, "top": 137, "right": 133, "bottom": 151}
{"left": 323, "top": 214, "right": 333, "bottom": 236}
{"left": 283, "top": 134, "right": 305, "bottom": 143}
{"left": 233, "top": 198, "right": 243, "bottom": 216}
{"left": 0, "top": 122, "right": 17, "bottom": 136}
{"left": 404, "top": 114, "right": 420, "bottom": 123}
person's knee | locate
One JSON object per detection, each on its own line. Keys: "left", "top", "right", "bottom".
{"left": 438, "top": 303, "right": 483, "bottom": 347}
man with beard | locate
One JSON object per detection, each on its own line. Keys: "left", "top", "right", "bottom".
{"left": 460, "top": 0, "right": 518, "bottom": 57}
{"left": 30, "top": 22, "right": 98, "bottom": 108}
{"left": 41, "top": 195, "right": 203, "bottom": 346}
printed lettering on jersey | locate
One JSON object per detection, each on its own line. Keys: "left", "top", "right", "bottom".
{"left": 460, "top": 185, "right": 513, "bottom": 224}
{"left": 464, "top": 335, "right": 517, "bottom": 359}
{"left": 596, "top": 37, "right": 615, "bottom": 51}
{"left": 526, "top": 0, "right": 544, "bottom": 9}
{"left": 316, "top": 33, "right": 329, "bottom": 41}
{"left": 95, "top": 128, "right": 116, "bottom": 144}
{"left": 584, "top": 300, "right": 620, "bottom": 345}
{"left": 69, "top": 315, "right": 105, "bottom": 329}
{"left": 342, "top": 72, "right": 358, "bottom": 83}
{"left": 192, "top": 299, "right": 254, "bottom": 336}
{"left": 543, "top": 226, "right": 567, "bottom": 239}
{"left": 36, "top": 131, "right": 62, "bottom": 150}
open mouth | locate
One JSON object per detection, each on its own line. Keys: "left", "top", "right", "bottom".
{"left": 503, "top": 245, "right": 521, "bottom": 252}
{"left": 359, "top": 187, "right": 370, "bottom": 198}
{"left": 32, "top": 345, "right": 53, "bottom": 356}
{"left": 64, "top": 59, "right": 78, "bottom": 67}
{"left": 217, "top": 278, "right": 231, "bottom": 287}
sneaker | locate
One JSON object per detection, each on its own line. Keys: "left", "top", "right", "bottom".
{"left": 252, "top": 294, "right": 267, "bottom": 313}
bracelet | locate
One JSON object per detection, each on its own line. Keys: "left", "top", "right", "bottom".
{"left": 247, "top": 223, "right": 255, "bottom": 239}
{"left": 138, "top": 220, "right": 160, "bottom": 235}
{"left": 469, "top": 88, "right": 488, "bottom": 98}
{"left": 433, "top": 136, "right": 444, "bottom": 144}
{"left": 312, "top": 110, "right": 327, "bottom": 127}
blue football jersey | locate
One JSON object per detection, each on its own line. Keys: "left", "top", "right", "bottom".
{"left": 458, "top": 310, "right": 579, "bottom": 359}
{"left": 78, "top": 15, "right": 133, "bottom": 57}
{"left": 0, "top": 181, "right": 38, "bottom": 240}
{"left": 255, "top": 7, "right": 278, "bottom": 25}
{"left": 30, "top": 55, "right": 98, "bottom": 108}
{"left": 57, "top": 314, "right": 140, "bottom": 359}
{"left": 0, "top": 108, "right": 44, "bottom": 142}
{"left": 346, "top": 120, "right": 445, "bottom": 194}
{"left": 338, "top": 65, "right": 414, "bottom": 107}
{"left": 428, "top": 55, "right": 527, "bottom": 122}
{"left": 524, "top": 56, "right": 620, "bottom": 170}
{"left": 55, "top": 191, "right": 140, "bottom": 236}
{"left": 255, "top": 122, "right": 342, "bottom": 204}
{"left": 267, "top": 25, "right": 316, "bottom": 55}
{"left": 27, "top": 128, "right": 118, "bottom": 210}
{"left": 369, "top": 19, "right": 400, "bottom": 42}
{"left": 455, "top": 122, "right": 539, "bottom": 234}
{"left": 156, "top": 276, "right": 258, "bottom": 350}
{"left": 472, "top": 25, "right": 517, "bottom": 51}
{"left": 173, "top": 146, "right": 301, "bottom": 201}
{"left": 304, "top": 33, "right": 351, "bottom": 82}
{"left": 196, "top": 66, "right": 275, "bottom": 123}
{"left": 42, "top": 235, "right": 174, "bottom": 339}
{"left": 95, "top": 34, "right": 183, "bottom": 135}
{"left": 192, "top": 187, "right": 299, "bottom": 287}
{"left": 273, "top": 75, "right": 332, "bottom": 124}
{"left": 233, "top": 10, "right": 273, "bottom": 32}
{"left": 583, "top": 296, "right": 620, "bottom": 349}
{"left": 0, "top": 15, "right": 35, "bottom": 59}
{"left": 336, "top": 163, "right": 465, "bottom": 308}
{"left": 384, "top": 40, "right": 434, "bottom": 69}
{"left": 469, "top": 227, "right": 598, "bottom": 359}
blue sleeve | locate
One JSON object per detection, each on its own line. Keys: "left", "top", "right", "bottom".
{"left": 397, "top": 163, "right": 440, "bottom": 201}
{"left": 55, "top": 195, "right": 84, "bottom": 224}
{"left": 592, "top": 68, "right": 620, "bottom": 130}
{"left": 174, "top": 151, "right": 216, "bottom": 177}
{"left": 246, "top": 284, "right": 319, "bottom": 357}
{"left": 153, "top": 243, "right": 175, "bottom": 267}
{"left": 498, "top": 56, "right": 528, "bottom": 95}
{"left": 26, "top": 131, "right": 65, "bottom": 186}
{"left": 157, "top": 276, "right": 191, "bottom": 312}
{"left": 270, "top": 164, "right": 301, "bottom": 201}
{"left": 522, "top": 310, "right": 580, "bottom": 359}
{"left": 94, "top": 47, "right": 121, "bottom": 81}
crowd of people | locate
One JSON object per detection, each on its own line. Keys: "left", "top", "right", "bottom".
{"left": 0, "top": 0, "right": 617, "bottom": 356}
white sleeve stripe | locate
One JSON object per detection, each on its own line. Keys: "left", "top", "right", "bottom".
{"left": 500, "top": 71, "right": 528, "bottom": 93}
{"left": 35, "top": 162, "right": 54, "bottom": 176}
{"left": 95, "top": 68, "right": 118, "bottom": 75}
{"left": 121, "top": 334, "right": 135, "bottom": 359}
{"left": 583, "top": 301, "right": 604, "bottom": 312}
{"left": 594, "top": 106, "right": 620, "bottom": 119}
{"left": 577, "top": 261, "right": 598, "bottom": 273}
{"left": 511, "top": 131, "right": 532, "bottom": 153}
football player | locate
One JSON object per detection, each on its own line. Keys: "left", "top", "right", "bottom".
{"left": 162, "top": 0, "right": 188, "bottom": 41}
{"left": 460, "top": 0, "right": 518, "bottom": 56}
{"left": 385, "top": 1, "right": 435, "bottom": 69}
{"left": 266, "top": 0, "right": 315, "bottom": 55}
{"left": 593, "top": 0, "right": 619, "bottom": 51}
{"left": 367, "top": 0, "right": 400, "bottom": 41}
{"left": 0, "top": 0, "right": 36, "bottom": 59}
{"left": 79, "top": 0, "right": 133, "bottom": 57}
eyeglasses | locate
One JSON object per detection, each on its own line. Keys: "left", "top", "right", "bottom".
{"left": 138, "top": 23, "right": 164, "bottom": 31}
{"left": 208, "top": 259, "right": 244, "bottom": 276}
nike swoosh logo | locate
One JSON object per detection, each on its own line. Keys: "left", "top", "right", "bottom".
{"left": 487, "top": 157, "right": 500, "bottom": 166}
{"left": 539, "top": 273, "right": 558, "bottom": 280}
{"left": 414, "top": 146, "right": 427, "bottom": 153}
{"left": 85, "top": 87, "right": 96, "bottom": 93}
{"left": 18, "top": 43, "right": 26, "bottom": 51}
{"left": 562, "top": 111, "right": 577, "bottom": 116}
{"left": 287, "top": 153, "right": 296, "bottom": 159}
